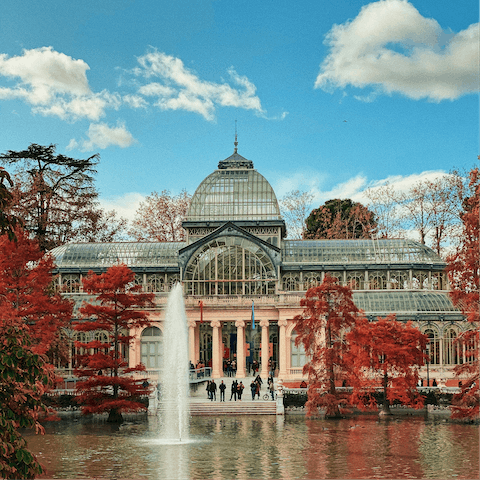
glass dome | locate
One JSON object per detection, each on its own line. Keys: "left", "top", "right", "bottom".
{"left": 186, "top": 151, "right": 282, "bottom": 222}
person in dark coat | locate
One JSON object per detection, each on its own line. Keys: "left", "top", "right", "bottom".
{"left": 209, "top": 379, "right": 217, "bottom": 401}
{"left": 250, "top": 380, "right": 256, "bottom": 400}
{"left": 219, "top": 380, "right": 226, "bottom": 401}
{"left": 230, "top": 380, "right": 238, "bottom": 401}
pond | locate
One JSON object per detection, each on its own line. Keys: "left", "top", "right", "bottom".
{"left": 26, "top": 414, "right": 478, "bottom": 479}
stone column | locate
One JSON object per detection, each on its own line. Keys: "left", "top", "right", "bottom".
{"left": 210, "top": 320, "right": 222, "bottom": 378}
{"left": 278, "top": 319, "right": 288, "bottom": 378}
{"left": 260, "top": 319, "right": 270, "bottom": 378}
{"left": 188, "top": 320, "right": 197, "bottom": 366}
{"left": 235, "top": 320, "right": 246, "bottom": 378}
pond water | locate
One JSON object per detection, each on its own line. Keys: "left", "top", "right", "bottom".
{"left": 26, "top": 414, "right": 478, "bottom": 479}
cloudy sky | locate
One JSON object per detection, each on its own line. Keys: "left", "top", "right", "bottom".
{"left": 0, "top": 0, "right": 477, "bottom": 221}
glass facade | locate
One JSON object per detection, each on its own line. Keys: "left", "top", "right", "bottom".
{"left": 184, "top": 235, "right": 276, "bottom": 295}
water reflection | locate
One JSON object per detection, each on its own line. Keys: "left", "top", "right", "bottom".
{"left": 26, "top": 415, "right": 478, "bottom": 479}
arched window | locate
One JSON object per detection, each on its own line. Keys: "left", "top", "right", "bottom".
{"left": 72, "top": 332, "right": 88, "bottom": 367}
{"left": 325, "top": 272, "right": 343, "bottom": 284}
{"left": 412, "top": 271, "right": 429, "bottom": 290}
{"left": 94, "top": 331, "right": 109, "bottom": 355}
{"left": 443, "top": 328, "right": 460, "bottom": 365}
{"left": 369, "top": 271, "right": 387, "bottom": 290}
{"left": 147, "top": 274, "right": 165, "bottom": 293}
{"left": 282, "top": 273, "right": 299, "bottom": 292}
{"left": 424, "top": 328, "right": 440, "bottom": 365}
{"left": 303, "top": 272, "right": 322, "bottom": 291}
{"left": 290, "top": 335, "right": 306, "bottom": 368}
{"left": 346, "top": 272, "right": 364, "bottom": 290}
{"left": 62, "top": 274, "right": 81, "bottom": 293}
{"left": 184, "top": 236, "right": 276, "bottom": 296}
{"left": 432, "top": 272, "right": 446, "bottom": 291}
{"left": 167, "top": 274, "right": 180, "bottom": 292}
{"left": 390, "top": 271, "right": 408, "bottom": 290}
{"left": 141, "top": 326, "right": 163, "bottom": 369}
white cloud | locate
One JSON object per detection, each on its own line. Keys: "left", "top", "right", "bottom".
{"left": 134, "top": 50, "right": 264, "bottom": 120}
{"left": 69, "top": 121, "right": 136, "bottom": 151}
{"left": 0, "top": 46, "right": 91, "bottom": 103}
{"left": 315, "top": 0, "right": 479, "bottom": 101}
{"left": 0, "top": 47, "right": 120, "bottom": 121}
{"left": 98, "top": 192, "right": 145, "bottom": 222}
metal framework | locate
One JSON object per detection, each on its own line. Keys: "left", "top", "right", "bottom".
{"left": 186, "top": 168, "right": 282, "bottom": 222}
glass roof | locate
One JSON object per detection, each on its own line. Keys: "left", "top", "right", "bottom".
{"left": 186, "top": 153, "right": 281, "bottom": 222}
{"left": 282, "top": 239, "right": 444, "bottom": 265}
{"left": 353, "top": 291, "right": 459, "bottom": 315}
{"left": 49, "top": 242, "right": 185, "bottom": 269}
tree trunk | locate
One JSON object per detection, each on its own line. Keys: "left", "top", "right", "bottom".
{"left": 107, "top": 408, "right": 123, "bottom": 423}
{"left": 380, "top": 371, "right": 392, "bottom": 416}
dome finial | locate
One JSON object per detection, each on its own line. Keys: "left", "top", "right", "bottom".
{"left": 234, "top": 119, "right": 238, "bottom": 153}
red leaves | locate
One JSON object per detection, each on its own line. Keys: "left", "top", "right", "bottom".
{"left": 446, "top": 167, "right": 479, "bottom": 418}
{"left": 294, "top": 275, "right": 363, "bottom": 417}
{"left": 0, "top": 228, "right": 72, "bottom": 357}
{"left": 73, "top": 264, "right": 155, "bottom": 420}
{"left": 346, "top": 315, "right": 427, "bottom": 412}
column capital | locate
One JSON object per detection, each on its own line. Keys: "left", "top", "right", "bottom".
{"left": 259, "top": 319, "right": 269, "bottom": 328}
{"left": 210, "top": 320, "right": 221, "bottom": 329}
{"left": 278, "top": 319, "right": 288, "bottom": 327}
{"left": 235, "top": 320, "right": 245, "bottom": 328}
{"left": 187, "top": 320, "right": 197, "bottom": 329}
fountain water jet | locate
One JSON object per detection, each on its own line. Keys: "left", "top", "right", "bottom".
{"left": 158, "top": 283, "right": 190, "bottom": 442}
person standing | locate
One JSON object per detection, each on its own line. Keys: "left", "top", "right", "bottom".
{"left": 211, "top": 379, "right": 217, "bottom": 401}
{"left": 237, "top": 381, "right": 244, "bottom": 401}
{"left": 269, "top": 381, "right": 275, "bottom": 400}
{"left": 250, "top": 380, "right": 256, "bottom": 400}
{"left": 206, "top": 380, "right": 211, "bottom": 400}
{"left": 230, "top": 380, "right": 238, "bottom": 401}
{"left": 219, "top": 380, "right": 226, "bottom": 401}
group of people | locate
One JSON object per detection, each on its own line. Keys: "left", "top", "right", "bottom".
{"left": 205, "top": 376, "right": 275, "bottom": 402}
{"left": 205, "top": 379, "right": 228, "bottom": 401}
{"left": 222, "top": 358, "right": 237, "bottom": 377}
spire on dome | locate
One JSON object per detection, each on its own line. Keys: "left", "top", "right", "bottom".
{"left": 217, "top": 121, "right": 253, "bottom": 169}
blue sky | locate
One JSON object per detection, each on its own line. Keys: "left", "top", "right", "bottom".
{"left": 0, "top": 0, "right": 477, "bottom": 221}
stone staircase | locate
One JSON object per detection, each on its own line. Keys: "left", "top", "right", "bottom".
{"left": 189, "top": 400, "right": 277, "bottom": 416}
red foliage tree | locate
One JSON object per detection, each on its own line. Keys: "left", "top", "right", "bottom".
{"left": 345, "top": 315, "right": 427, "bottom": 415}
{"left": 0, "top": 228, "right": 72, "bottom": 357}
{"left": 294, "top": 275, "right": 363, "bottom": 418}
{"left": 447, "top": 166, "right": 479, "bottom": 419}
{"left": 74, "top": 265, "right": 155, "bottom": 423}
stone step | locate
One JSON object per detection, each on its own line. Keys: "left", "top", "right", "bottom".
{"left": 157, "top": 400, "right": 277, "bottom": 416}
{"left": 189, "top": 401, "right": 276, "bottom": 416}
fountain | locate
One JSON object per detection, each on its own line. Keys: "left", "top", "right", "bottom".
{"left": 158, "top": 283, "right": 190, "bottom": 443}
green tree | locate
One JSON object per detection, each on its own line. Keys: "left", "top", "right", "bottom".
{"left": 0, "top": 167, "right": 20, "bottom": 241}
{"left": 0, "top": 318, "right": 53, "bottom": 479}
{"left": 304, "top": 199, "right": 377, "bottom": 240}
{"left": 0, "top": 144, "right": 99, "bottom": 251}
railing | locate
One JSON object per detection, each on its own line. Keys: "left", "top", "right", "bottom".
{"left": 51, "top": 367, "right": 212, "bottom": 393}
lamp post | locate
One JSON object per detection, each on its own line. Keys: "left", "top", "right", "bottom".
{"left": 426, "top": 341, "right": 430, "bottom": 387}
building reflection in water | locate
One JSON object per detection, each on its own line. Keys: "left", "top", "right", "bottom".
{"left": 25, "top": 415, "right": 478, "bottom": 479}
